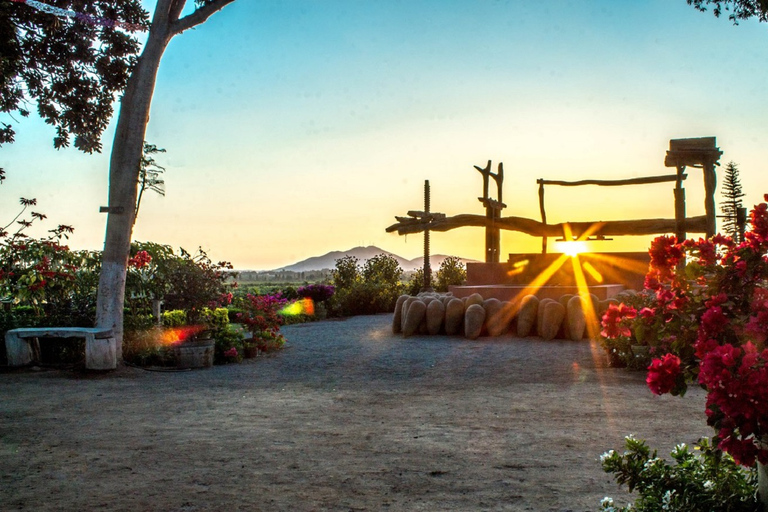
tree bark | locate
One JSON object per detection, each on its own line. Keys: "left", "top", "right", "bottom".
{"left": 95, "top": 3, "right": 173, "bottom": 359}
{"left": 759, "top": 462, "right": 768, "bottom": 511}
{"left": 95, "top": 0, "right": 235, "bottom": 359}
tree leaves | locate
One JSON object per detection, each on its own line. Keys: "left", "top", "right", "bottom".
{"left": 1, "top": 0, "right": 149, "bottom": 152}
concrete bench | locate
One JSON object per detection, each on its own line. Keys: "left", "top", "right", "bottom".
{"left": 5, "top": 327, "right": 116, "bottom": 370}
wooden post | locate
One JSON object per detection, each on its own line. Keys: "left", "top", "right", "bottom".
{"left": 703, "top": 158, "right": 717, "bottom": 238}
{"left": 737, "top": 207, "right": 747, "bottom": 244}
{"left": 422, "top": 180, "right": 433, "bottom": 292}
{"left": 538, "top": 181, "right": 547, "bottom": 254}
{"left": 674, "top": 165, "right": 687, "bottom": 242}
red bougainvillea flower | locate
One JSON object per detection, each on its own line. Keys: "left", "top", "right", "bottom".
{"left": 649, "top": 236, "right": 684, "bottom": 280}
{"left": 600, "top": 303, "right": 637, "bottom": 339}
{"left": 646, "top": 353, "right": 682, "bottom": 395}
{"left": 750, "top": 201, "right": 768, "bottom": 242}
{"left": 128, "top": 250, "right": 152, "bottom": 269}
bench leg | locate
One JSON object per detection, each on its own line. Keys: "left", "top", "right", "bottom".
{"left": 85, "top": 335, "right": 117, "bottom": 370}
{"left": 5, "top": 332, "right": 32, "bottom": 366}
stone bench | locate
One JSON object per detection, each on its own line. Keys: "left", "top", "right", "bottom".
{"left": 5, "top": 327, "right": 116, "bottom": 370}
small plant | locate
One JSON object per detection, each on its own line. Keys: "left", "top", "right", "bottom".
{"left": 435, "top": 256, "right": 467, "bottom": 291}
{"left": 599, "top": 436, "right": 757, "bottom": 511}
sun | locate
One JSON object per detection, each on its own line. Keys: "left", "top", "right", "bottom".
{"left": 558, "top": 241, "right": 589, "bottom": 257}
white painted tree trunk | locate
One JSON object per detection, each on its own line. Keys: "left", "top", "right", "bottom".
{"left": 94, "top": 0, "right": 236, "bottom": 361}
{"left": 95, "top": 3, "right": 173, "bottom": 359}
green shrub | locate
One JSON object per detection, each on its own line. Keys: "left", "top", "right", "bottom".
{"left": 161, "top": 309, "right": 187, "bottom": 327}
{"left": 435, "top": 256, "right": 466, "bottom": 291}
{"left": 328, "top": 254, "right": 404, "bottom": 317}
{"left": 599, "top": 436, "right": 757, "bottom": 511}
{"left": 213, "top": 324, "right": 245, "bottom": 364}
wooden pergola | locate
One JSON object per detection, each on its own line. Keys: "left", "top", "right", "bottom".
{"left": 387, "top": 137, "right": 722, "bottom": 262}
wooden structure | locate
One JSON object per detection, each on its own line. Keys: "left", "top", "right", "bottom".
{"left": 394, "top": 181, "right": 445, "bottom": 290}
{"left": 663, "top": 137, "right": 723, "bottom": 239}
{"left": 537, "top": 173, "right": 686, "bottom": 253}
{"left": 475, "top": 161, "right": 506, "bottom": 263}
{"left": 386, "top": 138, "right": 721, "bottom": 260}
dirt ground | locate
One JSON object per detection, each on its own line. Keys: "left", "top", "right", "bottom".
{"left": 1, "top": 314, "right": 710, "bottom": 511}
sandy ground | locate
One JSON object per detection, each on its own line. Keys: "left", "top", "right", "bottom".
{"left": 0, "top": 314, "right": 710, "bottom": 511}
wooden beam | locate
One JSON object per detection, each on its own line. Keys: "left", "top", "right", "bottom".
{"left": 536, "top": 174, "right": 685, "bottom": 187}
{"left": 386, "top": 214, "right": 708, "bottom": 238}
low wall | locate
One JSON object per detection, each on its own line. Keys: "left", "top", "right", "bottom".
{"left": 465, "top": 252, "right": 650, "bottom": 291}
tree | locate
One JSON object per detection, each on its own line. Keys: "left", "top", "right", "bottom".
{"left": 96, "top": 0, "right": 236, "bottom": 356}
{"left": 687, "top": 0, "right": 768, "bottom": 23}
{"left": 720, "top": 161, "right": 745, "bottom": 242}
{"left": 1, "top": 0, "right": 148, "bottom": 152}
{"left": 135, "top": 141, "right": 166, "bottom": 221}
{"left": 435, "top": 256, "right": 467, "bottom": 292}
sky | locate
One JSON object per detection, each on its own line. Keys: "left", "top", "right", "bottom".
{"left": 3, "top": 0, "right": 768, "bottom": 270}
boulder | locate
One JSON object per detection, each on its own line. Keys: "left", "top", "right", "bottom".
{"left": 566, "top": 296, "right": 587, "bottom": 341}
{"left": 465, "top": 293, "right": 484, "bottom": 308}
{"left": 537, "top": 298, "right": 556, "bottom": 337}
{"left": 540, "top": 301, "right": 566, "bottom": 341}
{"left": 483, "top": 298, "right": 506, "bottom": 337}
{"left": 402, "top": 297, "right": 423, "bottom": 336}
{"left": 445, "top": 298, "right": 465, "bottom": 336}
{"left": 517, "top": 295, "right": 539, "bottom": 337}
{"left": 464, "top": 304, "right": 486, "bottom": 340}
{"left": 392, "top": 295, "right": 409, "bottom": 334}
{"left": 556, "top": 294, "right": 575, "bottom": 338}
{"left": 426, "top": 299, "right": 446, "bottom": 335}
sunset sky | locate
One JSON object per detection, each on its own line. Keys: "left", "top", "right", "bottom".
{"left": 3, "top": 0, "right": 768, "bottom": 270}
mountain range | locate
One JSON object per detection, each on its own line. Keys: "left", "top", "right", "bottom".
{"left": 273, "top": 246, "right": 477, "bottom": 272}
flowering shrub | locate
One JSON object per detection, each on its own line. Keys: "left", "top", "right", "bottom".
{"left": 601, "top": 195, "right": 768, "bottom": 467}
{"left": 296, "top": 283, "right": 335, "bottom": 303}
{"left": 599, "top": 435, "right": 756, "bottom": 511}
{"left": 237, "top": 293, "right": 287, "bottom": 335}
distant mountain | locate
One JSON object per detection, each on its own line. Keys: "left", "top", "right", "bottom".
{"left": 274, "top": 246, "right": 477, "bottom": 272}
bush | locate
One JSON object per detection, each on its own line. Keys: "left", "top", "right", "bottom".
{"left": 435, "top": 256, "right": 466, "bottom": 291}
{"left": 327, "top": 254, "right": 404, "bottom": 317}
{"left": 600, "top": 436, "right": 757, "bottom": 511}
{"left": 161, "top": 309, "right": 187, "bottom": 328}
{"left": 213, "top": 324, "right": 245, "bottom": 364}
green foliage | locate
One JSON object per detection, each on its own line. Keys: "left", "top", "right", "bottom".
{"left": 435, "top": 256, "right": 467, "bottom": 292}
{"left": 199, "top": 307, "right": 229, "bottom": 331}
{"left": 332, "top": 255, "right": 361, "bottom": 289}
{"left": 687, "top": 0, "right": 768, "bottom": 24}
{"left": 720, "top": 162, "right": 746, "bottom": 243}
{"left": 406, "top": 268, "right": 424, "bottom": 296}
{"left": 1, "top": 0, "right": 149, "bottom": 151}
{"left": 162, "top": 309, "right": 187, "bottom": 328}
{"left": 135, "top": 142, "right": 166, "bottom": 219}
{"left": 122, "top": 327, "right": 175, "bottom": 367}
{"left": 162, "top": 247, "right": 234, "bottom": 319}
{"left": 213, "top": 324, "right": 245, "bottom": 364}
{"left": 599, "top": 436, "right": 757, "bottom": 511}
{"left": 328, "top": 254, "right": 405, "bottom": 317}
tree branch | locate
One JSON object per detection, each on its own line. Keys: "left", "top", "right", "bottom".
{"left": 171, "top": 0, "right": 237, "bottom": 35}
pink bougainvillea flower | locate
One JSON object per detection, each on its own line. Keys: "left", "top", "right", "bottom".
{"left": 600, "top": 303, "right": 637, "bottom": 339}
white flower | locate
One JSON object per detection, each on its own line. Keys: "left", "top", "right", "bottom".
{"left": 600, "top": 450, "right": 615, "bottom": 462}
{"left": 704, "top": 480, "right": 714, "bottom": 489}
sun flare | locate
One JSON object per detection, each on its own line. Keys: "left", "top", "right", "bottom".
{"left": 558, "top": 241, "right": 589, "bottom": 257}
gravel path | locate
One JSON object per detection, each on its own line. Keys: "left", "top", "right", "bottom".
{"left": 1, "top": 314, "right": 709, "bottom": 511}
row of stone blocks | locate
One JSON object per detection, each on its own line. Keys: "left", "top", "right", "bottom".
{"left": 392, "top": 291, "right": 636, "bottom": 340}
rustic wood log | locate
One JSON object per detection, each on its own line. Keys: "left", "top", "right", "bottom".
{"left": 536, "top": 174, "right": 685, "bottom": 187}
{"left": 386, "top": 214, "right": 708, "bottom": 238}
